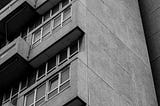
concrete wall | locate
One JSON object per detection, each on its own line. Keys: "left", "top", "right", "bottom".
{"left": 138, "top": 0, "right": 160, "bottom": 105}
{"left": 74, "top": 0, "right": 158, "bottom": 105}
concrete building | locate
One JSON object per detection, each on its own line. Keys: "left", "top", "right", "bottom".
{"left": 0, "top": 0, "right": 158, "bottom": 106}
{"left": 139, "top": 0, "right": 160, "bottom": 105}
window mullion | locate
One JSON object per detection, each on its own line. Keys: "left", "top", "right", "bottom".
{"left": 61, "top": 12, "right": 63, "bottom": 27}
{"left": 40, "top": 27, "right": 43, "bottom": 42}
{"left": 58, "top": 73, "right": 61, "bottom": 93}
{"left": 34, "top": 89, "right": 36, "bottom": 106}
{"left": 46, "top": 80, "right": 49, "bottom": 101}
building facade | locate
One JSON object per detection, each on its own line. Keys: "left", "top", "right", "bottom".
{"left": 139, "top": 0, "right": 160, "bottom": 105}
{"left": 0, "top": 0, "right": 158, "bottom": 106}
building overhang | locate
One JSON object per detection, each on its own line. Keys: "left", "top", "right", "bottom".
{"left": 36, "top": 0, "right": 62, "bottom": 15}
{"left": 64, "top": 97, "right": 86, "bottom": 106}
{"left": 0, "top": 0, "right": 12, "bottom": 10}
{"left": 0, "top": 1, "right": 38, "bottom": 42}
{"left": 0, "top": 37, "right": 32, "bottom": 91}
{"left": 29, "top": 27, "right": 84, "bottom": 68}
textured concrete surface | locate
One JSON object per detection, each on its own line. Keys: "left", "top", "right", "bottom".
{"left": 75, "top": 0, "right": 158, "bottom": 105}
{"left": 139, "top": 0, "right": 160, "bottom": 104}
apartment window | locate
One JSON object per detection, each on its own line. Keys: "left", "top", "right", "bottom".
{"left": 2, "top": 82, "right": 20, "bottom": 106}
{"left": 70, "top": 41, "right": 79, "bottom": 57}
{"left": 47, "top": 56, "right": 57, "bottom": 73}
{"left": 42, "top": 21, "right": 51, "bottom": 39}
{"left": 51, "top": 4, "right": 59, "bottom": 15}
{"left": 28, "top": 71, "right": 36, "bottom": 87}
{"left": 48, "top": 75, "right": 59, "bottom": 99}
{"left": 25, "top": 66, "right": 70, "bottom": 106}
{"left": 62, "top": 0, "right": 69, "bottom": 8}
{"left": 37, "top": 64, "right": 46, "bottom": 80}
{"left": 25, "top": 83, "right": 46, "bottom": 106}
{"left": 21, "top": 77, "right": 28, "bottom": 91}
{"left": 59, "top": 48, "right": 68, "bottom": 64}
{"left": 43, "top": 11, "right": 51, "bottom": 22}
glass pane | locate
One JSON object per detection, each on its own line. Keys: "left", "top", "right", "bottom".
{"left": 11, "top": 96, "right": 18, "bottom": 106}
{"left": 29, "top": 23, "right": 35, "bottom": 32}
{"left": 42, "top": 22, "right": 51, "bottom": 37}
{"left": 59, "top": 48, "right": 67, "bottom": 63}
{"left": 36, "top": 83, "right": 46, "bottom": 100}
{"left": 48, "top": 88, "right": 58, "bottom": 99}
{"left": 63, "top": 6, "right": 71, "bottom": 21}
{"left": 26, "top": 91, "right": 34, "bottom": 106}
{"left": 61, "top": 67, "right": 69, "bottom": 84}
{"left": 35, "top": 17, "right": 42, "bottom": 28}
{"left": 52, "top": 4, "right": 59, "bottom": 15}
{"left": 70, "top": 41, "right": 78, "bottom": 56}
{"left": 35, "top": 97, "right": 45, "bottom": 106}
{"left": 12, "top": 83, "right": 19, "bottom": 96}
{"left": 43, "top": 11, "right": 50, "bottom": 22}
{"left": 47, "top": 56, "right": 56, "bottom": 72}
{"left": 21, "top": 77, "right": 27, "bottom": 90}
{"left": 38, "top": 64, "right": 46, "bottom": 79}
{"left": 27, "top": 71, "right": 36, "bottom": 87}
{"left": 60, "top": 80, "right": 70, "bottom": 91}
{"left": 53, "top": 14, "right": 61, "bottom": 28}
{"left": 49, "top": 75, "right": 58, "bottom": 91}
{"left": 62, "top": 0, "right": 69, "bottom": 7}
{"left": 33, "top": 29, "right": 41, "bottom": 42}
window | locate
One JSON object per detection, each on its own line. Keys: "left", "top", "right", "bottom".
{"left": 32, "top": 28, "right": 41, "bottom": 46}
{"left": 69, "top": 40, "right": 78, "bottom": 57}
{"left": 48, "top": 75, "right": 59, "bottom": 99}
{"left": 47, "top": 56, "right": 57, "bottom": 72}
{"left": 37, "top": 64, "right": 46, "bottom": 79}
{"left": 28, "top": 71, "right": 36, "bottom": 87}
{"left": 42, "top": 21, "right": 51, "bottom": 39}
{"left": 25, "top": 66, "right": 70, "bottom": 106}
{"left": 51, "top": 4, "right": 59, "bottom": 15}
{"left": 25, "top": 83, "right": 46, "bottom": 106}
{"left": 62, "top": 0, "right": 69, "bottom": 8}
{"left": 59, "top": 48, "right": 68, "bottom": 64}
{"left": 43, "top": 11, "right": 50, "bottom": 22}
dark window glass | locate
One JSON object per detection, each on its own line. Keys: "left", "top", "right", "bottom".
{"left": 28, "top": 71, "right": 36, "bottom": 87}
{"left": 62, "top": 0, "right": 69, "bottom": 7}
{"left": 43, "top": 11, "right": 50, "bottom": 22}
{"left": 59, "top": 48, "right": 68, "bottom": 63}
{"left": 21, "top": 77, "right": 27, "bottom": 90}
{"left": 38, "top": 64, "right": 46, "bottom": 79}
{"left": 48, "top": 56, "right": 56, "bottom": 72}
{"left": 35, "top": 17, "right": 42, "bottom": 28}
{"left": 70, "top": 41, "right": 78, "bottom": 56}
{"left": 52, "top": 4, "right": 59, "bottom": 15}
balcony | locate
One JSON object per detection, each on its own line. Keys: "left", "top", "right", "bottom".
{"left": 0, "top": 36, "right": 31, "bottom": 91}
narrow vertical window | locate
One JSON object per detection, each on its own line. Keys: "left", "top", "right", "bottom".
{"left": 32, "top": 28, "right": 41, "bottom": 46}
{"left": 48, "top": 75, "right": 58, "bottom": 99}
{"left": 25, "top": 91, "right": 34, "bottom": 106}
{"left": 42, "top": 21, "right": 51, "bottom": 40}
{"left": 70, "top": 41, "right": 78, "bottom": 57}
{"left": 62, "top": 0, "right": 69, "bottom": 8}
{"left": 37, "top": 64, "right": 46, "bottom": 79}
{"left": 60, "top": 67, "right": 70, "bottom": 91}
{"left": 51, "top": 4, "right": 59, "bottom": 15}
{"left": 27, "top": 71, "right": 36, "bottom": 87}
{"left": 43, "top": 11, "right": 50, "bottom": 22}
{"left": 59, "top": 48, "right": 68, "bottom": 64}
{"left": 53, "top": 14, "right": 61, "bottom": 32}
{"left": 47, "top": 56, "right": 57, "bottom": 73}
{"left": 63, "top": 6, "right": 71, "bottom": 26}
{"left": 35, "top": 83, "right": 46, "bottom": 106}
